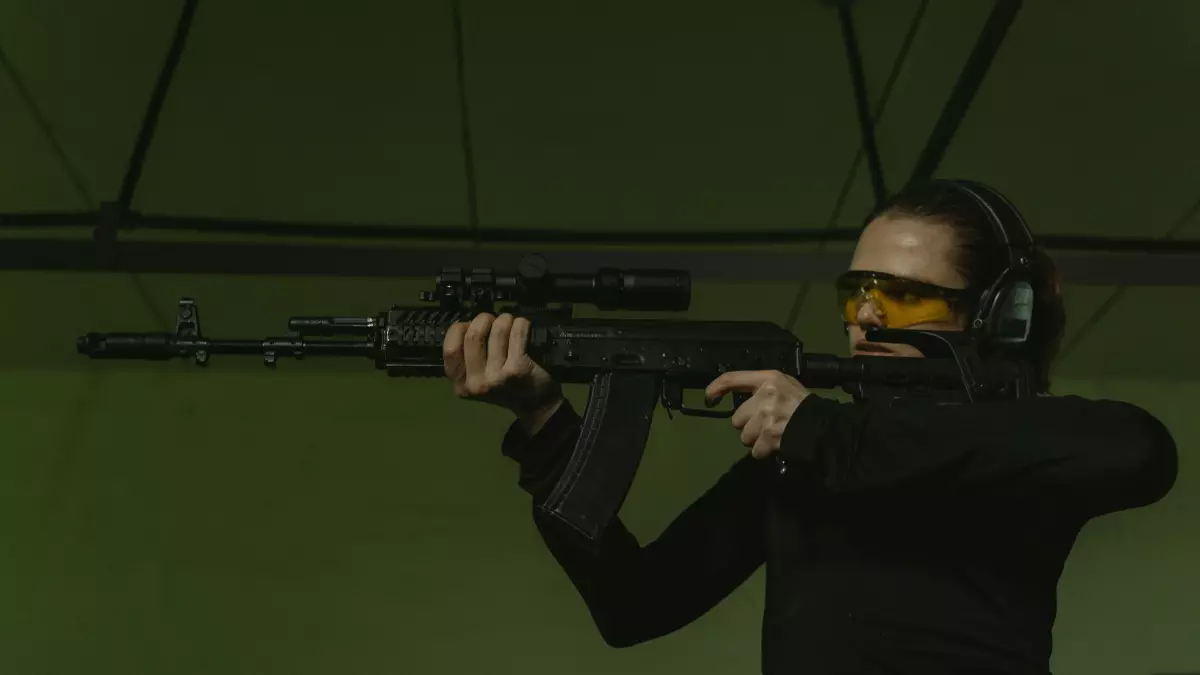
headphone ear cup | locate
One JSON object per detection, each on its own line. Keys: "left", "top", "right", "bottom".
{"left": 989, "top": 281, "right": 1034, "bottom": 343}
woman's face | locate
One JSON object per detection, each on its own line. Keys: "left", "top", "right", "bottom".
{"left": 845, "top": 215, "right": 970, "bottom": 357}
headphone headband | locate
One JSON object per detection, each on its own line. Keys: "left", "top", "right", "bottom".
{"left": 929, "top": 179, "right": 1037, "bottom": 346}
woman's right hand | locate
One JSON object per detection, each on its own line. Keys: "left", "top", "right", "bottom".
{"left": 443, "top": 312, "right": 564, "bottom": 433}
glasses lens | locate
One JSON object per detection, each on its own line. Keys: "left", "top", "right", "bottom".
{"left": 837, "top": 274, "right": 957, "bottom": 328}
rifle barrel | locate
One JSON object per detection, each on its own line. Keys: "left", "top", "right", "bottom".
{"left": 76, "top": 333, "right": 374, "bottom": 360}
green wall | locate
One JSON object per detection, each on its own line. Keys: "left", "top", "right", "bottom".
{"left": 0, "top": 271, "right": 1193, "bottom": 675}
{"left": 3, "top": 0, "right": 1198, "bottom": 671}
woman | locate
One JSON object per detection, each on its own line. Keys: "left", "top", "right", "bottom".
{"left": 442, "top": 180, "right": 1177, "bottom": 675}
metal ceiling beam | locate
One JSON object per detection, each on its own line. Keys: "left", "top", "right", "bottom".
{"left": 908, "top": 0, "right": 1022, "bottom": 185}
{"left": 0, "top": 211, "right": 99, "bottom": 226}
{"left": 782, "top": 0, "right": 931, "bottom": 333}
{"left": 1043, "top": 196, "right": 1200, "bottom": 361}
{"left": 4, "top": 210, "right": 1198, "bottom": 251}
{"left": 4, "top": 238, "right": 1200, "bottom": 286}
{"left": 0, "top": 44, "right": 95, "bottom": 208}
{"left": 450, "top": 0, "right": 481, "bottom": 239}
{"left": 837, "top": 1, "right": 887, "bottom": 209}
{"left": 116, "top": 0, "right": 199, "bottom": 212}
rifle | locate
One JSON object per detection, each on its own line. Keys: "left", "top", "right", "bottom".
{"left": 76, "top": 255, "right": 1034, "bottom": 542}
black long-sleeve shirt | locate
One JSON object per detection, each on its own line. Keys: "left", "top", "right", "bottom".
{"left": 500, "top": 392, "right": 1177, "bottom": 675}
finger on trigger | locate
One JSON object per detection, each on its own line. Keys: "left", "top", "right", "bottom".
{"left": 704, "top": 375, "right": 727, "bottom": 401}
{"left": 712, "top": 371, "right": 768, "bottom": 398}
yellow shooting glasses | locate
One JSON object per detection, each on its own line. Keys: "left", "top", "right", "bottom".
{"left": 836, "top": 271, "right": 973, "bottom": 329}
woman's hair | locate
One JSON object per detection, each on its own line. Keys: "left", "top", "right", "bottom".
{"left": 866, "top": 181, "right": 1066, "bottom": 393}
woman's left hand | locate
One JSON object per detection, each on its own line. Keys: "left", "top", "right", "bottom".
{"left": 705, "top": 370, "right": 811, "bottom": 460}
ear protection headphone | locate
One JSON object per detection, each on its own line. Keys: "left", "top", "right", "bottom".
{"left": 932, "top": 179, "right": 1037, "bottom": 347}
